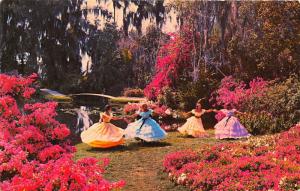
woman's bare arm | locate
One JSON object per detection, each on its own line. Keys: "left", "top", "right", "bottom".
{"left": 235, "top": 110, "right": 245, "bottom": 115}
{"left": 111, "top": 116, "right": 123, "bottom": 120}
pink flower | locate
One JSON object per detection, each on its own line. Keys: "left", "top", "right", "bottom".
{"left": 215, "top": 111, "right": 226, "bottom": 121}
{"left": 0, "top": 74, "right": 125, "bottom": 190}
{"left": 163, "top": 124, "right": 300, "bottom": 190}
{"left": 211, "top": 76, "right": 268, "bottom": 110}
{"left": 144, "top": 26, "right": 194, "bottom": 100}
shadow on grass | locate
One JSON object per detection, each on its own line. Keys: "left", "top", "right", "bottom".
{"left": 86, "top": 141, "right": 172, "bottom": 153}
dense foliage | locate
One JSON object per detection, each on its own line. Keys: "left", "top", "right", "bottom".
{"left": 144, "top": 1, "right": 299, "bottom": 109}
{"left": 172, "top": 1, "right": 300, "bottom": 80}
{"left": 123, "top": 102, "right": 168, "bottom": 118}
{"left": 212, "top": 76, "right": 300, "bottom": 135}
{"left": 0, "top": 0, "right": 166, "bottom": 95}
{"left": 144, "top": 26, "right": 194, "bottom": 100}
{"left": 0, "top": 74, "right": 125, "bottom": 190}
{"left": 0, "top": 1, "right": 299, "bottom": 98}
{"left": 122, "top": 88, "right": 144, "bottom": 98}
{"left": 123, "top": 102, "right": 181, "bottom": 131}
{"left": 164, "top": 124, "right": 300, "bottom": 191}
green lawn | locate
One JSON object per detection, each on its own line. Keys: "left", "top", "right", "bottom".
{"left": 75, "top": 130, "right": 237, "bottom": 191}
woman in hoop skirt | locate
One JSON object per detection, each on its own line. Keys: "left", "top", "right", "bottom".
{"left": 214, "top": 108, "right": 251, "bottom": 139}
{"left": 81, "top": 105, "right": 125, "bottom": 148}
{"left": 124, "top": 104, "right": 167, "bottom": 142}
{"left": 178, "top": 102, "right": 214, "bottom": 137}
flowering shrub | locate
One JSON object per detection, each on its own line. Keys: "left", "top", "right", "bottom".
{"left": 123, "top": 88, "right": 144, "bottom": 97}
{"left": 123, "top": 102, "right": 168, "bottom": 117}
{"left": 144, "top": 26, "right": 193, "bottom": 100}
{"left": 164, "top": 124, "right": 300, "bottom": 190}
{"left": 123, "top": 103, "right": 140, "bottom": 114}
{"left": 123, "top": 102, "right": 183, "bottom": 131}
{"left": 0, "top": 73, "right": 37, "bottom": 99}
{"left": 212, "top": 76, "right": 300, "bottom": 134}
{"left": 211, "top": 76, "right": 268, "bottom": 110}
{"left": 214, "top": 111, "right": 226, "bottom": 122}
{"left": 160, "top": 123, "right": 180, "bottom": 132}
{"left": 0, "top": 74, "right": 125, "bottom": 190}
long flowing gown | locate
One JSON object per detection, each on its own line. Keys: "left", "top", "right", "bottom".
{"left": 81, "top": 112, "right": 124, "bottom": 148}
{"left": 124, "top": 109, "right": 167, "bottom": 142}
{"left": 178, "top": 109, "right": 208, "bottom": 137}
{"left": 214, "top": 109, "right": 251, "bottom": 139}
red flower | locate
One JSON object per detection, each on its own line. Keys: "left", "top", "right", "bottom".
{"left": 164, "top": 124, "right": 300, "bottom": 190}
{"left": 0, "top": 74, "right": 125, "bottom": 190}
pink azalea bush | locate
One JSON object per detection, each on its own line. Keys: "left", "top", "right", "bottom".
{"left": 212, "top": 76, "right": 300, "bottom": 134}
{"left": 144, "top": 26, "right": 193, "bottom": 100}
{"left": 211, "top": 76, "right": 268, "bottom": 110}
{"left": 0, "top": 73, "right": 37, "bottom": 99}
{"left": 214, "top": 111, "right": 226, "bottom": 122}
{"left": 123, "top": 102, "right": 182, "bottom": 131}
{"left": 123, "top": 102, "right": 168, "bottom": 118}
{"left": 164, "top": 124, "right": 300, "bottom": 190}
{"left": 0, "top": 74, "right": 125, "bottom": 190}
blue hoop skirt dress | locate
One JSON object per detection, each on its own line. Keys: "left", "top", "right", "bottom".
{"left": 124, "top": 110, "right": 167, "bottom": 142}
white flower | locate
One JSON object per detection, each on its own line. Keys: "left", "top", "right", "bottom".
{"left": 177, "top": 173, "right": 187, "bottom": 184}
{"left": 279, "top": 176, "right": 286, "bottom": 186}
{"left": 165, "top": 108, "right": 172, "bottom": 115}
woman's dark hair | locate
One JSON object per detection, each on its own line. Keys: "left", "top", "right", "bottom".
{"left": 104, "top": 105, "right": 112, "bottom": 112}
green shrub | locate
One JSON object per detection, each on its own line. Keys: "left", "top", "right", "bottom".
{"left": 157, "top": 87, "right": 179, "bottom": 109}
{"left": 240, "top": 76, "right": 300, "bottom": 134}
{"left": 177, "top": 78, "right": 218, "bottom": 110}
{"left": 238, "top": 112, "right": 275, "bottom": 135}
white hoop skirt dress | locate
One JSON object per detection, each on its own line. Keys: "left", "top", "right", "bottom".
{"left": 178, "top": 109, "right": 208, "bottom": 137}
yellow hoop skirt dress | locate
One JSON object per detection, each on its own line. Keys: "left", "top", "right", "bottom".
{"left": 178, "top": 109, "right": 208, "bottom": 137}
{"left": 81, "top": 112, "right": 124, "bottom": 148}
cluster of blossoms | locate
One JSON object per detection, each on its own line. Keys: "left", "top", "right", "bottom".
{"left": 0, "top": 74, "right": 125, "bottom": 190}
{"left": 0, "top": 73, "right": 37, "bottom": 99}
{"left": 214, "top": 111, "right": 226, "bottom": 122}
{"left": 163, "top": 124, "right": 300, "bottom": 190}
{"left": 144, "top": 26, "right": 194, "bottom": 100}
{"left": 123, "top": 102, "right": 168, "bottom": 117}
{"left": 211, "top": 76, "right": 268, "bottom": 110}
{"left": 123, "top": 102, "right": 181, "bottom": 131}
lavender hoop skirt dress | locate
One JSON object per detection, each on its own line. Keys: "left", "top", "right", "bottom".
{"left": 214, "top": 109, "right": 251, "bottom": 139}
{"left": 124, "top": 110, "right": 167, "bottom": 142}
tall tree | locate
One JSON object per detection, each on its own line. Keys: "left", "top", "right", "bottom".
{"left": 172, "top": 1, "right": 300, "bottom": 81}
{"left": 86, "top": 23, "right": 129, "bottom": 95}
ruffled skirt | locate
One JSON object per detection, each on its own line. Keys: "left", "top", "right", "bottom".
{"left": 178, "top": 116, "right": 208, "bottom": 137}
{"left": 81, "top": 122, "right": 124, "bottom": 148}
{"left": 124, "top": 118, "right": 167, "bottom": 142}
{"left": 214, "top": 116, "right": 250, "bottom": 139}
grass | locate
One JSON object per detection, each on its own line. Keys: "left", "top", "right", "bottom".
{"left": 75, "top": 130, "right": 236, "bottom": 191}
